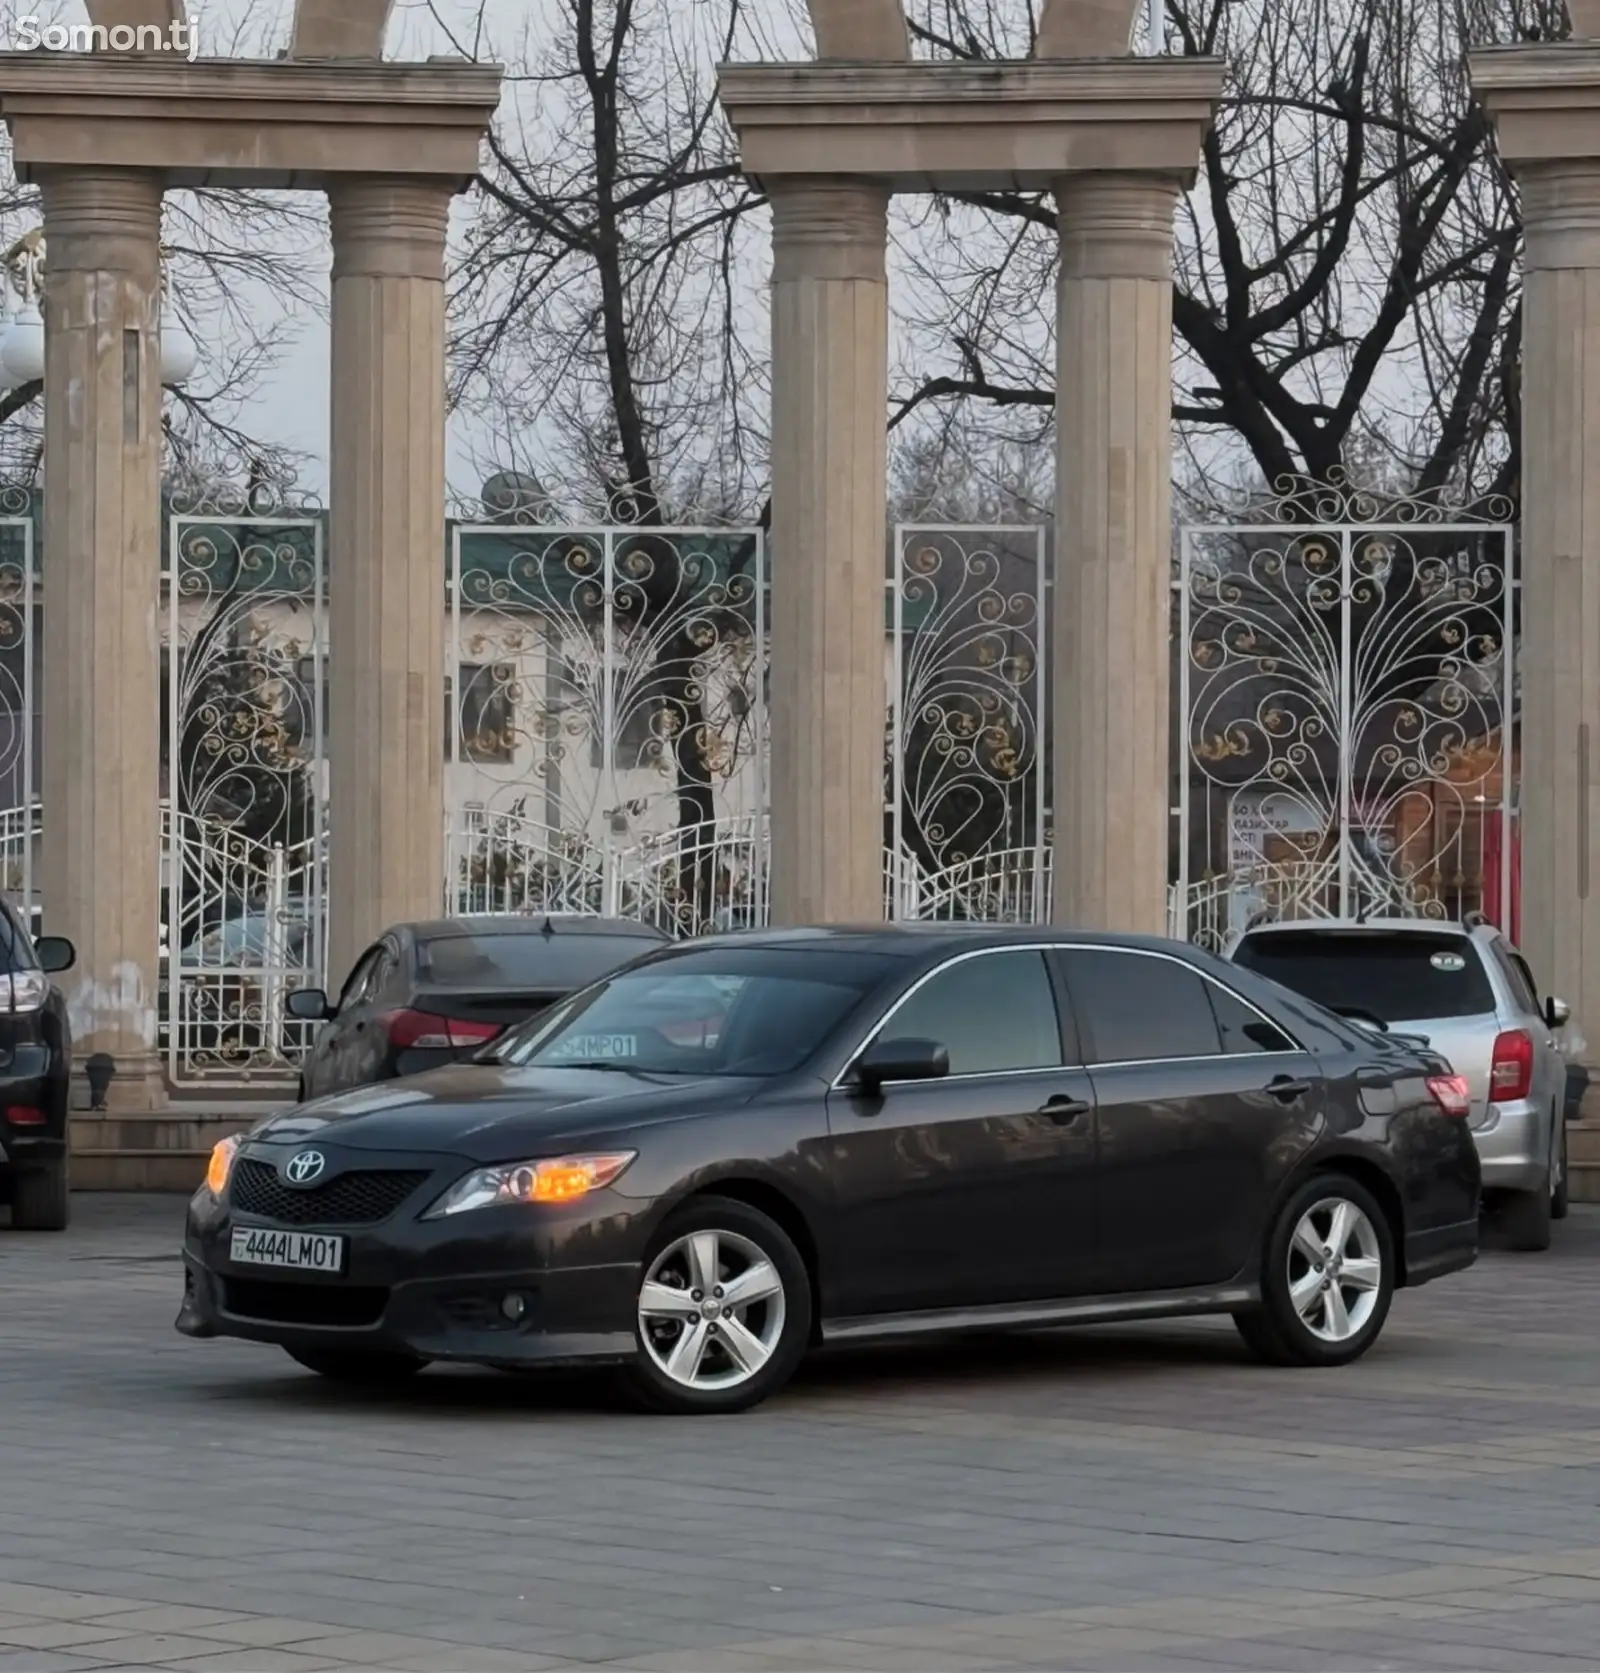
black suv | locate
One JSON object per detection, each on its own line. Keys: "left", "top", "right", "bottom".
{"left": 0, "top": 898, "right": 75, "bottom": 1230}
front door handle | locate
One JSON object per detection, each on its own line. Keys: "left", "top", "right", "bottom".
{"left": 1041, "top": 1095, "right": 1091, "bottom": 1124}
{"left": 1267, "top": 1076, "right": 1313, "bottom": 1103}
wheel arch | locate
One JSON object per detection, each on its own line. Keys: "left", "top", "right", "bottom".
{"left": 671, "top": 1175, "right": 825, "bottom": 1343}
{"left": 1289, "top": 1152, "right": 1409, "bottom": 1286}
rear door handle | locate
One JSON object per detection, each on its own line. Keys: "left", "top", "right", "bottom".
{"left": 1041, "top": 1095, "right": 1091, "bottom": 1124}
{"left": 1267, "top": 1076, "right": 1313, "bottom": 1103}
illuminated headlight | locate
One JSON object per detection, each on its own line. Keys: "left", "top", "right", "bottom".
{"left": 423, "top": 1152, "right": 637, "bottom": 1219}
{"left": 204, "top": 1135, "right": 240, "bottom": 1197}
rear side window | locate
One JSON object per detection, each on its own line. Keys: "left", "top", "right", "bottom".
{"left": 1064, "top": 950, "right": 1221, "bottom": 1064}
{"left": 418, "top": 932, "right": 661, "bottom": 991}
{"left": 1487, "top": 941, "right": 1538, "bottom": 1012}
{"left": 1233, "top": 931, "right": 1495, "bottom": 1022}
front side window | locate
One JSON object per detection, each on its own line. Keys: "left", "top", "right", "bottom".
{"left": 501, "top": 947, "right": 899, "bottom": 1077}
{"left": 879, "top": 950, "right": 1062, "bottom": 1076}
{"left": 1065, "top": 950, "right": 1221, "bottom": 1064}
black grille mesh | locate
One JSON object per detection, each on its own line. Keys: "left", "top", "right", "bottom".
{"left": 222, "top": 1279, "right": 388, "bottom": 1327}
{"left": 229, "top": 1159, "right": 429, "bottom": 1227}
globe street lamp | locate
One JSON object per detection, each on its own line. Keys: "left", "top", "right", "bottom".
{"left": 0, "top": 226, "right": 200, "bottom": 392}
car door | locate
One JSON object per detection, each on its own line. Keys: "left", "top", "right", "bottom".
{"left": 824, "top": 946, "right": 1099, "bottom": 1317}
{"left": 1058, "top": 945, "right": 1324, "bottom": 1296}
{"left": 306, "top": 943, "right": 389, "bottom": 1098}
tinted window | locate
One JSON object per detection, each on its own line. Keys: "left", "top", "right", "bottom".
{"left": 1066, "top": 950, "right": 1221, "bottom": 1063}
{"left": 1488, "top": 941, "right": 1537, "bottom": 1012}
{"left": 502, "top": 947, "right": 898, "bottom": 1076}
{"left": 883, "top": 951, "right": 1062, "bottom": 1076}
{"left": 1205, "top": 981, "right": 1296, "bottom": 1054}
{"left": 418, "top": 932, "right": 662, "bottom": 992}
{"left": 0, "top": 901, "right": 36, "bottom": 973}
{"left": 1233, "top": 931, "right": 1495, "bottom": 1022}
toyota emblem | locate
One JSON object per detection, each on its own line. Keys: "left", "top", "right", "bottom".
{"left": 284, "top": 1149, "right": 326, "bottom": 1184}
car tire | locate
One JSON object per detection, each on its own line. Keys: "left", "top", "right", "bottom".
{"left": 10, "top": 1160, "right": 69, "bottom": 1232}
{"left": 1233, "top": 1174, "right": 1395, "bottom": 1369}
{"left": 1500, "top": 1183, "right": 1553, "bottom": 1252}
{"left": 284, "top": 1347, "right": 428, "bottom": 1384}
{"left": 1552, "top": 1120, "right": 1570, "bottom": 1223}
{"left": 619, "top": 1194, "right": 812, "bottom": 1415}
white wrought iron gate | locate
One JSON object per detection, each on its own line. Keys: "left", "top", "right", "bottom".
{"left": 445, "top": 523, "right": 768, "bottom": 936}
{"left": 1174, "top": 482, "right": 1518, "bottom": 951}
{"left": 887, "top": 525, "right": 1051, "bottom": 921}
{"left": 163, "top": 483, "right": 327, "bottom": 1084}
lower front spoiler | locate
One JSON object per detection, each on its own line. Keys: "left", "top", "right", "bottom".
{"left": 1403, "top": 1217, "right": 1478, "bottom": 1288}
{"left": 176, "top": 1253, "right": 638, "bottom": 1368}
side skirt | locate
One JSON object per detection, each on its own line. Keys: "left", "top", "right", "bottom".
{"left": 821, "top": 1283, "right": 1261, "bottom": 1345}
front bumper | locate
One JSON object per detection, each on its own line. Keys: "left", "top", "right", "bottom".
{"left": 1469, "top": 1098, "right": 1552, "bottom": 1194}
{"left": 176, "top": 1174, "right": 642, "bottom": 1367}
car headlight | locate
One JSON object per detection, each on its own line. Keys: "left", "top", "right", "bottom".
{"left": 423, "top": 1151, "right": 637, "bottom": 1219}
{"left": 205, "top": 1135, "right": 240, "bottom": 1196}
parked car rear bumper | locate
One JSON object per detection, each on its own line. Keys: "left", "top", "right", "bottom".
{"left": 0, "top": 1043, "right": 67, "bottom": 1170}
{"left": 1470, "top": 1097, "right": 1550, "bottom": 1194}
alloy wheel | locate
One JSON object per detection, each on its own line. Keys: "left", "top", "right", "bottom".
{"left": 1286, "top": 1196, "right": 1383, "bottom": 1344}
{"left": 638, "top": 1227, "right": 787, "bottom": 1392}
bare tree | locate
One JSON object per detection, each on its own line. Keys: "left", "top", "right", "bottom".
{"left": 891, "top": 0, "right": 1562, "bottom": 516}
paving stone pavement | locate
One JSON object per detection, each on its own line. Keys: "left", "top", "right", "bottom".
{"left": 2, "top": 1195, "right": 1599, "bottom": 1672}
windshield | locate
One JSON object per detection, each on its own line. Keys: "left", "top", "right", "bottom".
{"left": 417, "top": 931, "right": 660, "bottom": 991}
{"left": 497, "top": 946, "right": 900, "bottom": 1077}
{"left": 1234, "top": 930, "right": 1495, "bottom": 1023}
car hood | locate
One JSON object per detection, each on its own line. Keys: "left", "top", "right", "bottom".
{"left": 250, "top": 1063, "right": 764, "bottom": 1157}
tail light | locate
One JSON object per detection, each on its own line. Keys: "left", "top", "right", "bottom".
{"left": 386, "top": 1010, "right": 504, "bottom": 1052}
{"left": 6, "top": 1105, "right": 45, "bottom": 1126}
{"left": 1426, "top": 1075, "right": 1472, "bottom": 1117}
{"left": 1489, "top": 1029, "right": 1534, "bottom": 1103}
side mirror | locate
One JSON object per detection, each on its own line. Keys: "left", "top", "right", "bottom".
{"left": 34, "top": 935, "right": 75, "bottom": 974}
{"left": 286, "top": 988, "right": 332, "bottom": 1022}
{"left": 1546, "top": 995, "right": 1571, "bottom": 1029}
{"left": 855, "top": 1036, "right": 950, "bottom": 1093}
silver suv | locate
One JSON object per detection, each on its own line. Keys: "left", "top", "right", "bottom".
{"left": 1229, "top": 918, "right": 1573, "bottom": 1251}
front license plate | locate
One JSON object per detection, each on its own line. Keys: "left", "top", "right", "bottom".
{"left": 229, "top": 1227, "right": 345, "bottom": 1274}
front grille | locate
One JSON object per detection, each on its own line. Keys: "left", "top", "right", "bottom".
{"left": 222, "top": 1278, "right": 389, "bottom": 1328}
{"left": 229, "top": 1159, "right": 430, "bottom": 1227}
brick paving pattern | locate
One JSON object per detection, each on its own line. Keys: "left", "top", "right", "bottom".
{"left": 1, "top": 1195, "right": 1598, "bottom": 1670}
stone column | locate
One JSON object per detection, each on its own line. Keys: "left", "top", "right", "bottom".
{"left": 326, "top": 176, "right": 451, "bottom": 989}
{"left": 38, "top": 166, "right": 166, "bottom": 1110}
{"left": 1051, "top": 173, "right": 1180, "bottom": 935}
{"left": 767, "top": 178, "right": 891, "bottom": 924}
{"left": 1516, "top": 163, "right": 1600, "bottom": 1040}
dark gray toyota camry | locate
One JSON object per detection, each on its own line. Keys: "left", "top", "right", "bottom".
{"left": 178, "top": 925, "right": 1481, "bottom": 1414}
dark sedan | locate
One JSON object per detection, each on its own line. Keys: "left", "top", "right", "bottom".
{"left": 180, "top": 926, "right": 1481, "bottom": 1413}
{"left": 0, "top": 897, "right": 76, "bottom": 1230}
{"left": 286, "top": 914, "right": 668, "bottom": 1100}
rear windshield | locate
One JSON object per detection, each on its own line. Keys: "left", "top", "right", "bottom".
{"left": 1233, "top": 930, "right": 1495, "bottom": 1022}
{"left": 417, "top": 931, "right": 661, "bottom": 992}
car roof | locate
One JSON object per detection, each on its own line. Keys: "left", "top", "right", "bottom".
{"left": 676, "top": 924, "right": 1212, "bottom": 960}
{"left": 1236, "top": 917, "right": 1484, "bottom": 938}
{"left": 404, "top": 914, "right": 670, "bottom": 943}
